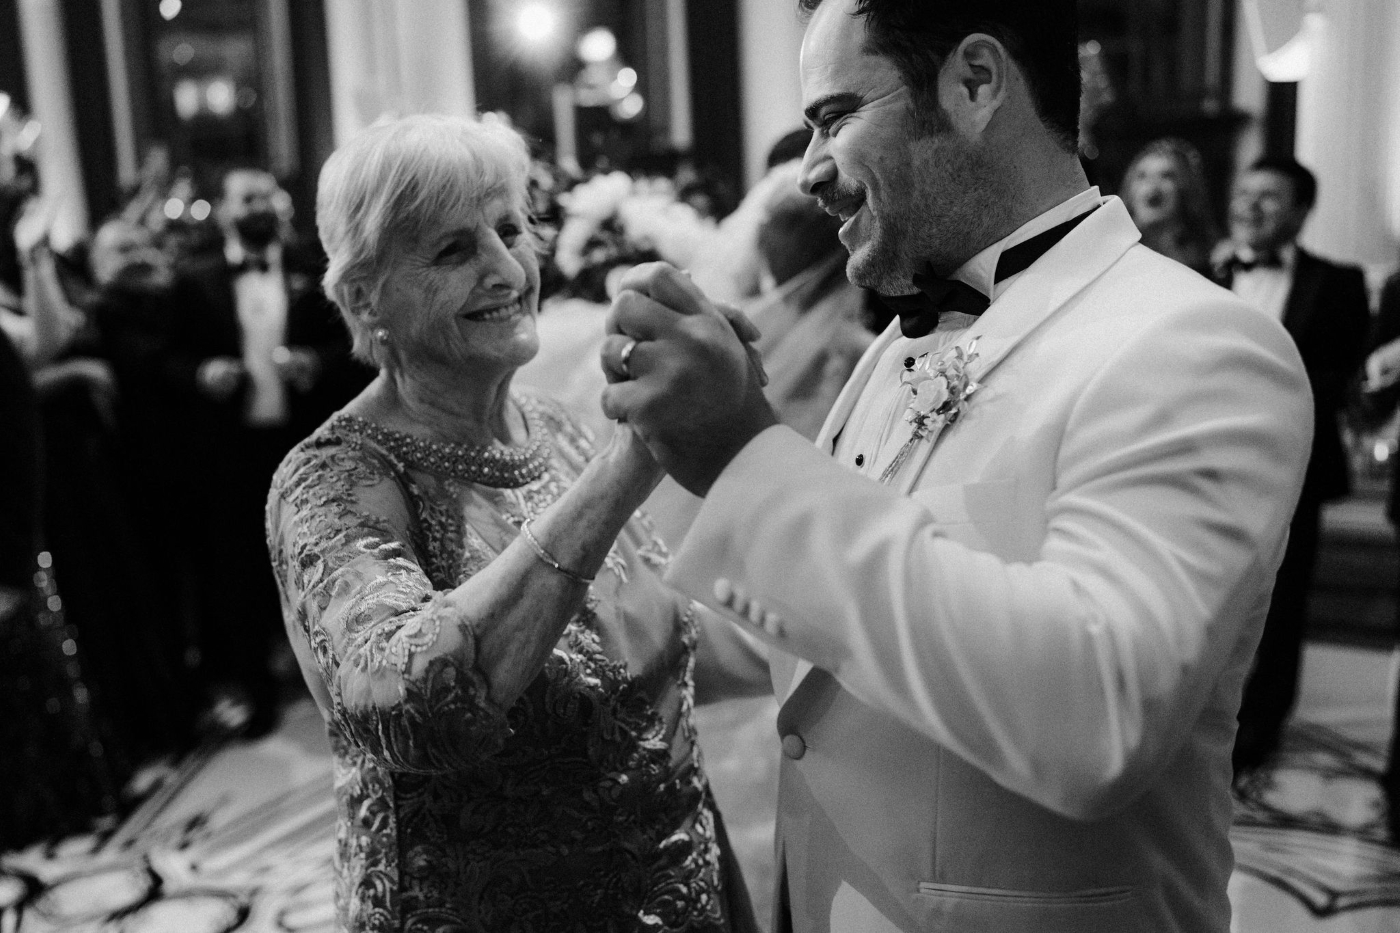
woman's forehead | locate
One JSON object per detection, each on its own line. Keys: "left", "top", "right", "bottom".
{"left": 409, "top": 191, "right": 521, "bottom": 241}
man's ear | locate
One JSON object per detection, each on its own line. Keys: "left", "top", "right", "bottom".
{"left": 937, "top": 34, "right": 1011, "bottom": 136}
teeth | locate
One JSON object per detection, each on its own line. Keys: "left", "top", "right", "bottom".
{"left": 470, "top": 300, "right": 521, "bottom": 321}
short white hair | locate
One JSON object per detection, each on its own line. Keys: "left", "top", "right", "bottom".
{"left": 315, "top": 113, "right": 533, "bottom": 364}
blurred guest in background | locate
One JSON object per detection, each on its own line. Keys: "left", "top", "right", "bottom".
{"left": 1362, "top": 264, "right": 1400, "bottom": 836}
{"left": 165, "top": 167, "right": 367, "bottom": 737}
{"left": 268, "top": 113, "right": 766, "bottom": 932}
{"left": 744, "top": 158, "right": 873, "bottom": 441}
{"left": 1121, "top": 138, "right": 1218, "bottom": 276}
{"left": 0, "top": 324, "right": 128, "bottom": 849}
{"left": 87, "top": 218, "right": 200, "bottom": 751}
{"left": 1217, "top": 157, "right": 1371, "bottom": 775}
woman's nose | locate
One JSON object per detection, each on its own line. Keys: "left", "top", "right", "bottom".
{"left": 480, "top": 234, "right": 528, "bottom": 292}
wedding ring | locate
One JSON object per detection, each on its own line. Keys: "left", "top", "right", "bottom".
{"left": 618, "top": 338, "right": 638, "bottom": 380}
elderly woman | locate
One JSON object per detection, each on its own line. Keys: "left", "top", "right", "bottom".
{"left": 267, "top": 115, "right": 766, "bottom": 932}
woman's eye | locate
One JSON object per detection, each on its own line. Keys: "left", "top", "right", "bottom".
{"left": 435, "top": 239, "right": 469, "bottom": 262}
{"left": 498, "top": 223, "right": 522, "bottom": 246}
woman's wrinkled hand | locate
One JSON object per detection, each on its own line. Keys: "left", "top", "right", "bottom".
{"left": 601, "top": 420, "right": 665, "bottom": 500}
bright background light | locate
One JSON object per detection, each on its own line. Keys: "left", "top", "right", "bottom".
{"left": 577, "top": 27, "right": 617, "bottom": 63}
{"left": 516, "top": 3, "right": 558, "bottom": 46}
{"left": 158, "top": 0, "right": 182, "bottom": 21}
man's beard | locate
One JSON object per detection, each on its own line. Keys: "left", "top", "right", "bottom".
{"left": 846, "top": 133, "right": 1010, "bottom": 295}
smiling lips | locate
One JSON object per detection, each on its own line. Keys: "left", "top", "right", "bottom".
{"left": 463, "top": 298, "right": 526, "bottom": 323}
{"left": 820, "top": 194, "right": 865, "bottom": 224}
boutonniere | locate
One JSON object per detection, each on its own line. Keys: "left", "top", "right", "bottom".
{"left": 879, "top": 340, "right": 981, "bottom": 484}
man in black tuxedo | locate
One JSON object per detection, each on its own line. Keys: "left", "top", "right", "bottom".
{"left": 166, "top": 168, "right": 367, "bottom": 736}
{"left": 1216, "top": 157, "right": 1371, "bottom": 774}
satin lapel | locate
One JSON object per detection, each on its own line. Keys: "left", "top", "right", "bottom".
{"left": 890, "top": 197, "right": 1142, "bottom": 495}
{"left": 813, "top": 318, "right": 903, "bottom": 454}
{"left": 1280, "top": 249, "right": 1324, "bottom": 341}
{"left": 780, "top": 197, "right": 1141, "bottom": 708}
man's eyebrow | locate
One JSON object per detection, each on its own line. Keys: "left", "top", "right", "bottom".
{"left": 803, "top": 92, "right": 862, "bottom": 128}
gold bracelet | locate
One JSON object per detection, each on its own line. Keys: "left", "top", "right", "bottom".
{"left": 520, "top": 520, "right": 594, "bottom": 585}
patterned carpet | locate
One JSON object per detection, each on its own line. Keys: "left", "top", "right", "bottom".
{"left": 7, "top": 647, "right": 1400, "bottom": 933}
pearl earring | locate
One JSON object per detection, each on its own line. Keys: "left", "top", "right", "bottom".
{"left": 372, "top": 327, "right": 390, "bottom": 345}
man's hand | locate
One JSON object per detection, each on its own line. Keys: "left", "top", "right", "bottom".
{"left": 600, "top": 262, "right": 778, "bottom": 497}
{"left": 1365, "top": 339, "right": 1400, "bottom": 393}
{"left": 197, "top": 356, "right": 245, "bottom": 401}
{"left": 272, "top": 345, "right": 320, "bottom": 392}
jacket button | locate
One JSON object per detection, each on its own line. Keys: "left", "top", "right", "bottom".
{"left": 781, "top": 734, "right": 807, "bottom": 760}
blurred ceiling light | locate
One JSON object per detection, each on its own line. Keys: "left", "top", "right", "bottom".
{"left": 205, "top": 78, "right": 236, "bottom": 116}
{"left": 577, "top": 27, "right": 617, "bottom": 63}
{"left": 0, "top": 93, "right": 10, "bottom": 121}
{"left": 611, "top": 92, "right": 644, "bottom": 122}
{"left": 1242, "top": 0, "right": 1323, "bottom": 82}
{"left": 190, "top": 199, "right": 211, "bottom": 221}
{"left": 173, "top": 79, "right": 200, "bottom": 120}
{"left": 163, "top": 198, "right": 185, "bottom": 220}
{"left": 516, "top": 3, "right": 558, "bottom": 46}
{"left": 158, "top": 0, "right": 182, "bottom": 21}
{"left": 616, "top": 67, "right": 637, "bottom": 89}
{"left": 172, "top": 42, "right": 194, "bottom": 66}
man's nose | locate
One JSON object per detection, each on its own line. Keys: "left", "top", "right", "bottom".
{"left": 799, "top": 136, "right": 835, "bottom": 197}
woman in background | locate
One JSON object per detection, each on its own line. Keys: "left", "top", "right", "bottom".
{"left": 1120, "top": 137, "right": 1219, "bottom": 276}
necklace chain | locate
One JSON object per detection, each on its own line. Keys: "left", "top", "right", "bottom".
{"left": 333, "top": 395, "right": 552, "bottom": 488}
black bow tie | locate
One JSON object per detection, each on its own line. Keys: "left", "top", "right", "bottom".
{"left": 881, "top": 207, "right": 1098, "bottom": 338}
{"left": 233, "top": 255, "right": 272, "bottom": 275}
{"left": 1225, "top": 250, "right": 1283, "bottom": 273}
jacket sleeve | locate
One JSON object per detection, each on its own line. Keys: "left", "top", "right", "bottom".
{"left": 668, "top": 299, "right": 1313, "bottom": 820}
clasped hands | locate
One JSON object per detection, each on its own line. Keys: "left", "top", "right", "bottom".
{"left": 600, "top": 263, "right": 778, "bottom": 497}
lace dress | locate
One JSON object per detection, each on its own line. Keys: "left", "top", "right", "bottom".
{"left": 266, "top": 392, "right": 747, "bottom": 932}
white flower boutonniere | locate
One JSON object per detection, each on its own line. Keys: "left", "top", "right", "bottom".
{"left": 879, "top": 340, "right": 981, "bottom": 484}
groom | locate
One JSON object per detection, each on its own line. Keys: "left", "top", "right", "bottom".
{"left": 601, "top": 0, "right": 1312, "bottom": 931}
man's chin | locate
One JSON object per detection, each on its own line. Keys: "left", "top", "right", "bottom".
{"left": 845, "top": 247, "right": 911, "bottom": 296}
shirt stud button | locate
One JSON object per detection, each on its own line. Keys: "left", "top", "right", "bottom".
{"left": 855, "top": 454, "right": 865, "bottom": 466}
{"left": 782, "top": 734, "right": 807, "bottom": 760}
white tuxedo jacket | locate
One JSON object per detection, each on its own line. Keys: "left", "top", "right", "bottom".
{"left": 669, "top": 198, "right": 1313, "bottom": 933}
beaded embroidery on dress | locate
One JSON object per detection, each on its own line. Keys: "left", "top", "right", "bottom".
{"left": 266, "top": 391, "right": 735, "bottom": 932}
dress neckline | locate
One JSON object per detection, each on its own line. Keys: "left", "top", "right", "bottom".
{"left": 330, "top": 394, "right": 552, "bottom": 488}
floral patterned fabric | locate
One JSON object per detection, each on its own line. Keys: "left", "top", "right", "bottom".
{"left": 267, "top": 393, "right": 743, "bottom": 932}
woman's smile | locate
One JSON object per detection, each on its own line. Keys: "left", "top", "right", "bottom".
{"left": 462, "top": 297, "right": 529, "bottom": 324}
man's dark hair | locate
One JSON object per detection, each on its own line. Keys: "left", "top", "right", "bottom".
{"left": 1247, "top": 156, "right": 1318, "bottom": 211}
{"left": 797, "top": 0, "right": 1081, "bottom": 153}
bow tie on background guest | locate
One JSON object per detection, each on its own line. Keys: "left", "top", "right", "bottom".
{"left": 233, "top": 254, "right": 273, "bottom": 275}
{"left": 1223, "top": 249, "right": 1285, "bottom": 274}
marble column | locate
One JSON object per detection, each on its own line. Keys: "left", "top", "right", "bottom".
{"left": 16, "top": 0, "right": 88, "bottom": 244}
{"left": 737, "top": 0, "right": 806, "bottom": 187}
{"left": 323, "top": 0, "right": 475, "bottom": 147}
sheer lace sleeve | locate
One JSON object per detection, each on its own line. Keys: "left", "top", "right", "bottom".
{"left": 267, "top": 433, "right": 510, "bottom": 774}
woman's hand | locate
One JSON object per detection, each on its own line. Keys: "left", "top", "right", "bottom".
{"left": 601, "top": 421, "right": 665, "bottom": 501}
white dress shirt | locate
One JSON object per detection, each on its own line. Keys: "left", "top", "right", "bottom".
{"left": 226, "top": 239, "right": 290, "bottom": 427}
{"left": 1228, "top": 242, "right": 1295, "bottom": 323}
{"left": 834, "top": 187, "right": 1103, "bottom": 478}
